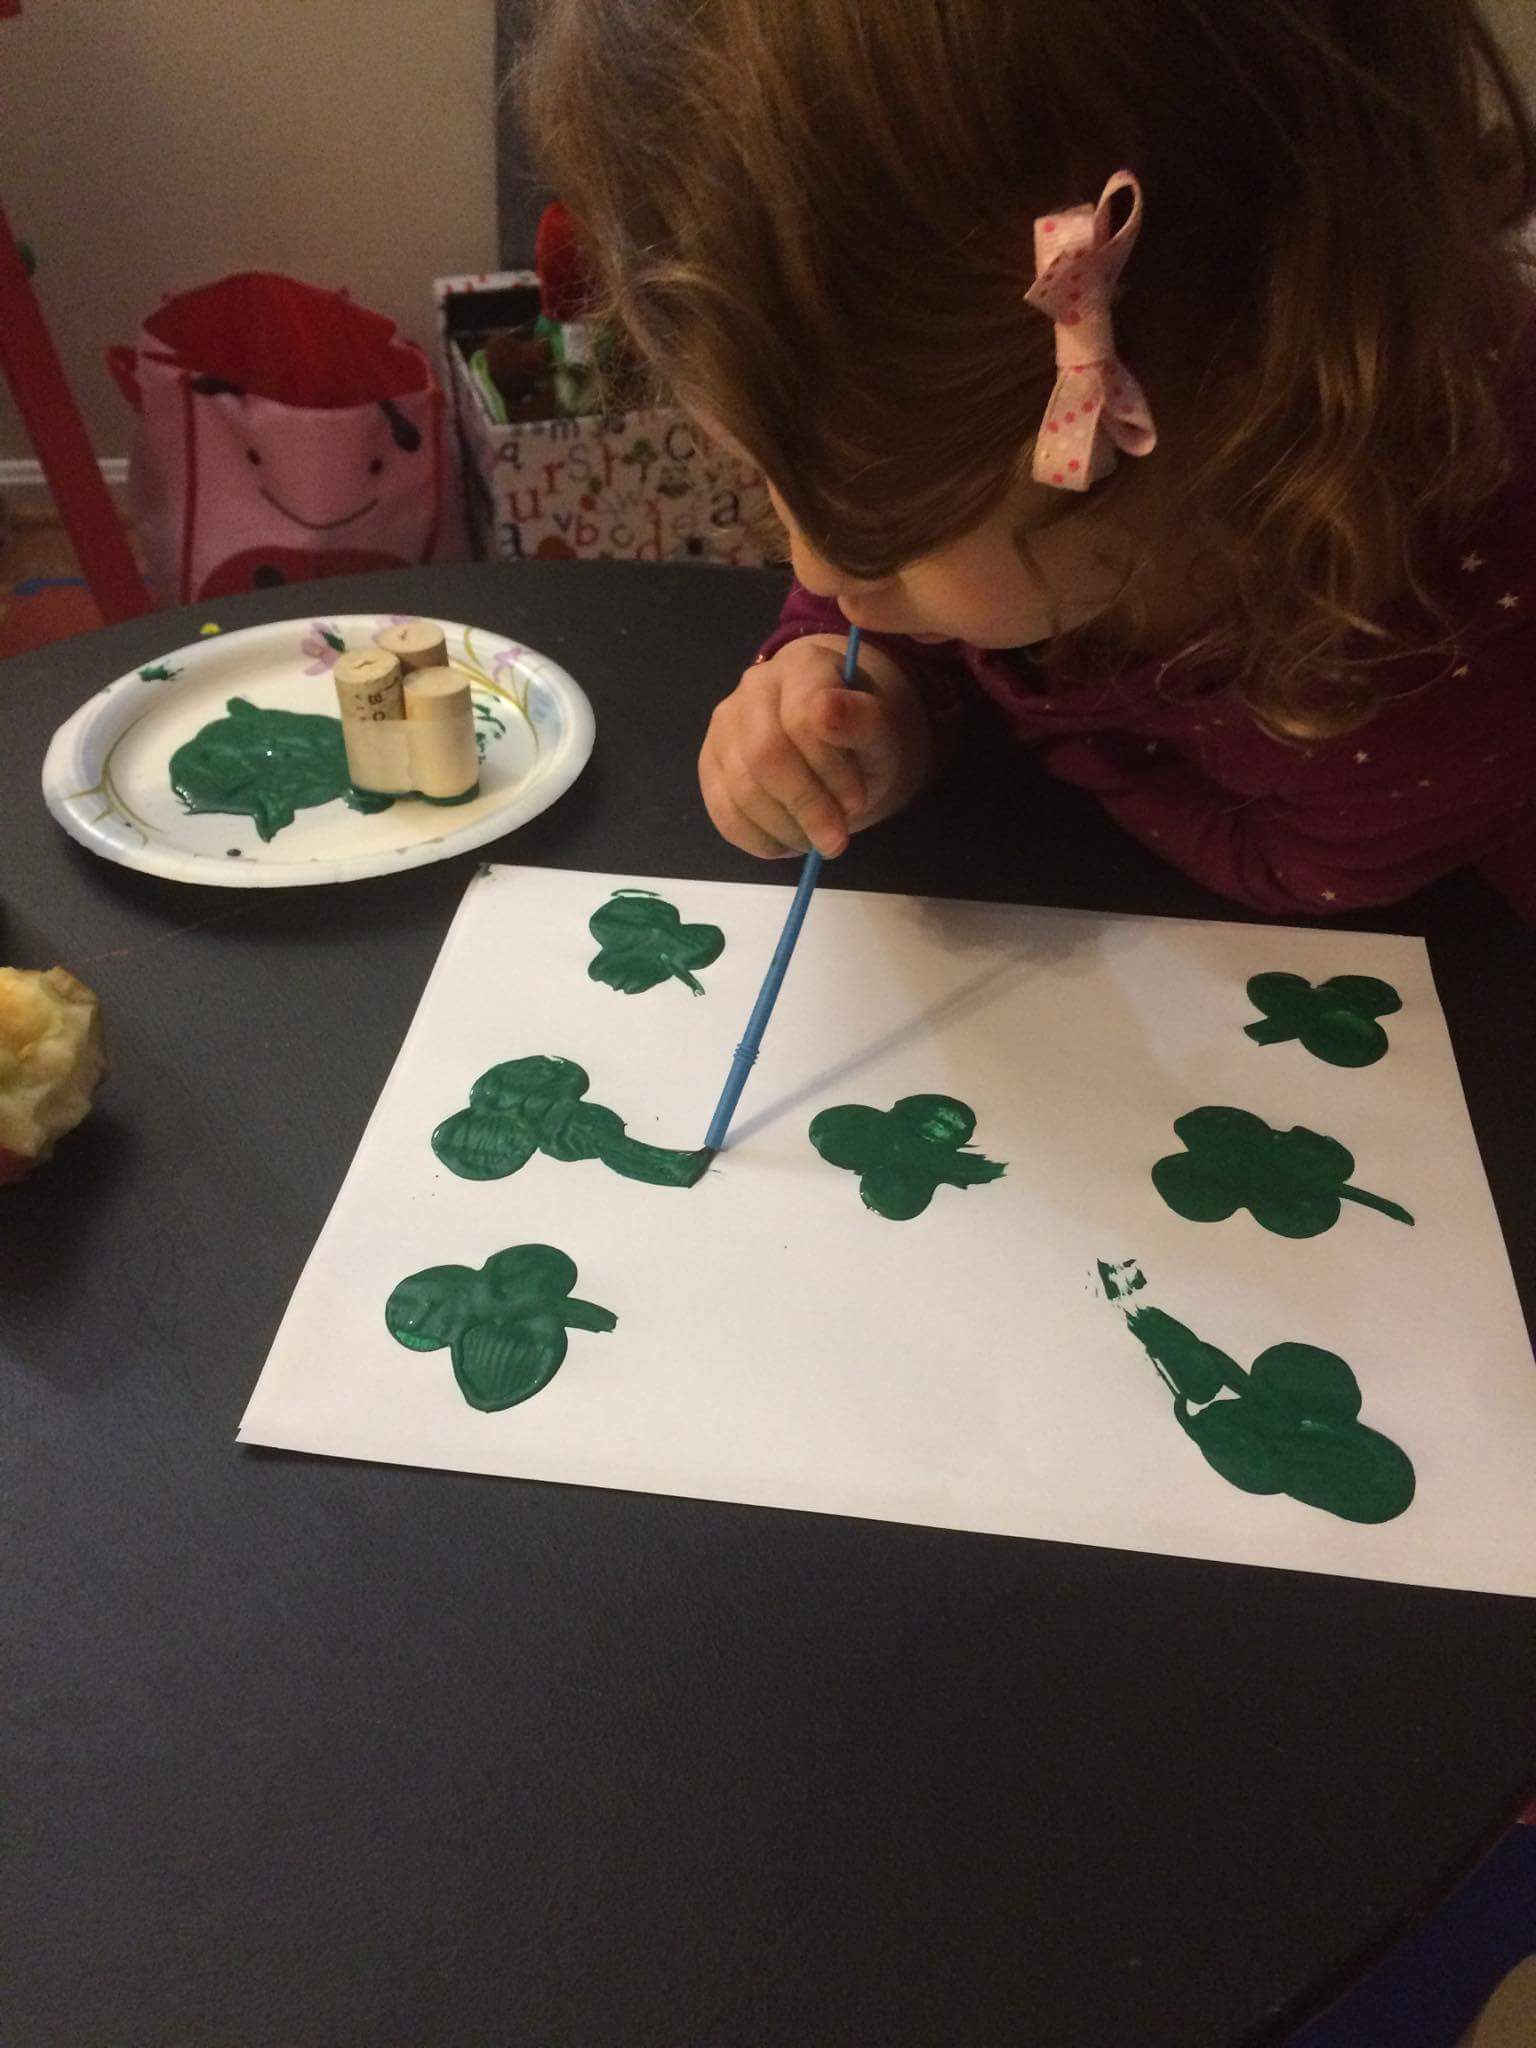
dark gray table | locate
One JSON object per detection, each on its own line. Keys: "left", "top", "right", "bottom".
{"left": 5, "top": 563, "right": 1534, "bottom": 2048}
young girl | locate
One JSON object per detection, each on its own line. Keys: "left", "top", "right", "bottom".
{"left": 521, "top": 0, "right": 1536, "bottom": 921}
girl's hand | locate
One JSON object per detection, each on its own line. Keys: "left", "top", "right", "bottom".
{"left": 699, "top": 634, "right": 930, "bottom": 859}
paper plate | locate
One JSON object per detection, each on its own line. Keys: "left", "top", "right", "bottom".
{"left": 41, "top": 612, "right": 595, "bottom": 888}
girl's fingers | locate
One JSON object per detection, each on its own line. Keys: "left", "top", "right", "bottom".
{"left": 737, "top": 703, "right": 850, "bottom": 856}
{"left": 783, "top": 691, "right": 869, "bottom": 821}
{"left": 723, "top": 753, "right": 820, "bottom": 855}
{"left": 808, "top": 690, "right": 901, "bottom": 808}
{"left": 738, "top": 750, "right": 847, "bottom": 854}
{"left": 700, "top": 745, "right": 804, "bottom": 858}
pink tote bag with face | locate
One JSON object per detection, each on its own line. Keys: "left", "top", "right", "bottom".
{"left": 109, "top": 272, "right": 445, "bottom": 604}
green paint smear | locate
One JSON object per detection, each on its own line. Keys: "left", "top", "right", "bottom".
{"left": 169, "top": 696, "right": 393, "bottom": 841}
{"left": 432, "top": 1054, "right": 710, "bottom": 1189}
{"left": 474, "top": 701, "right": 508, "bottom": 761}
{"left": 809, "top": 1094, "right": 1006, "bottom": 1220}
{"left": 1245, "top": 972, "right": 1403, "bottom": 1068}
{"left": 386, "top": 1241, "right": 617, "bottom": 1413}
{"left": 1105, "top": 1281, "right": 1415, "bottom": 1523}
{"left": 1152, "top": 1105, "right": 1413, "bottom": 1239}
{"left": 588, "top": 889, "right": 725, "bottom": 996}
{"left": 1098, "top": 1258, "right": 1146, "bottom": 1303}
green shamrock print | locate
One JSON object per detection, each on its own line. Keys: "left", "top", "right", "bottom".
{"left": 1116, "top": 1297, "right": 1415, "bottom": 1523}
{"left": 169, "top": 697, "right": 393, "bottom": 841}
{"left": 809, "top": 1094, "right": 1007, "bottom": 1220}
{"left": 587, "top": 889, "right": 725, "bottom": 996}
{"left": 1152, "top": 1106, "right": 1413, "bottom": 1238}
{"left": 385, "top": 1242, "right": 617, "bottom": 1413}
{"left": 1245, "top": 972, "right": 1403, "bottom": 1067}
{"left": 432, "top": 1054, "right": 710, "bottom": 1188}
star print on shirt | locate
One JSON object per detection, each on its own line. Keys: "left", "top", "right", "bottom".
{"left": 1498, "top": 592, "right": 1521, "bottom": 610}
{"left": 1462, "top": 551, "right": 1486, "bottom": 572}
{"left": 1354, "top": 750, "right": 1370, "bottom": 764}
{"left": 1320, "top": 889, "right": 1338, "bottom": 902}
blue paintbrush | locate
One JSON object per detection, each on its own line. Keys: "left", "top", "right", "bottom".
{"left": 702, "top": 627, "right": 864, "bottom": 1157}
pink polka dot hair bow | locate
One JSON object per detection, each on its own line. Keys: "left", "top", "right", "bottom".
{"left": 1025, "top": 170, "right": 1157, "bottom": 492}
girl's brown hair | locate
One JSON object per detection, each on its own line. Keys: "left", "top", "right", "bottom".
{"left": 519, "top": 0, "right": 1535, "bottom": 736}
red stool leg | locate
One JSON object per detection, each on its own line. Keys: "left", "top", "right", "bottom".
{"left": 0, "top": 199, "right": 150, "bottom": 623}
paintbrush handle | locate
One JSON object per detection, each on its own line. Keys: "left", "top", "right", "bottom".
{"left": 704, "top": 850, "right": 823, "bottom": 1152}
{"left": 701, "top": 628, "right": 862, "bottom": 1155}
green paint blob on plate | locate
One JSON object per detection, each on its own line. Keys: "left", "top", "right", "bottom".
{"left": 385, "top": 1241, "right": 617, "bottom": 1412}
{"left": 1152, "top": 1105, "right": 1413, "bottom": 1238}
{"left": 1244, "top": 972, "right": 1403, "bottom": 1067}
{"left": 169, "top": 696, "right": 392, "bottom": 841}
{"left": 809, "top": 1094, "right": 1006, "bottom": 1220}
{"left": 432, "top": 1053, "right": 710, "bottom": 1189}
{"left": 587, "top": 889, "right": 725, "bottom": 995}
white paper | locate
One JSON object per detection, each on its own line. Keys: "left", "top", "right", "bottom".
{"left": 240, "top": 864, "right": 1536, "bottom": 1596}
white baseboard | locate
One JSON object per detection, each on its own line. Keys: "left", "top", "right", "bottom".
{"left": 0, "top": 456, "right": 129, "bottom": 506}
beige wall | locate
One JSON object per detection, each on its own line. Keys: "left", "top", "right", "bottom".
{"left": 0, "top": 0, "right": 497, "bottom": 462}
{"left": 3, "top": 1, "right": 1531, "bottom": 468}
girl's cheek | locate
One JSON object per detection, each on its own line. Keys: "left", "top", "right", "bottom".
{"left": 928, "top": 561, "right": 1060, "bottom": 647}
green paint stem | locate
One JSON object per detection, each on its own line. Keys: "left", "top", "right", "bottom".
{"left": 1152, "top": 1105, "right": 1414, "bottom": 1239}
{"left": 432, "top": 1054, "right": 708, "bottom": 1190}
{"left": 1123, "top": 1304, "right": 1246, "bottom": 1405}
{"left": 1101, "top": 1257, "right": 1416, "bottom": 1524}
{"left": 810, "top": 1094, "right": 1006, "bottom": 1220}
{"left": 597, "top": 1132, "right": 713, "bottom": 1188}
{"left": 386, "top": 1242, "right": 616, "bottom": 1412}
{"left": 1336, "top": 1185, "right": 1416, "bottom": 1226}
{"left": 169, "top": 697, "right": 393, "bottom": 841}
{"left": 587, "top": 889, "right": 725, "bottom": 996}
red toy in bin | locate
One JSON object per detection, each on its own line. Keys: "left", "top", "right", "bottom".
{"left": 109, "top": 272, "right": 446, "bottom": 605}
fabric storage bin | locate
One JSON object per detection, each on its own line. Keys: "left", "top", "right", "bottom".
{"left": 435, "top": 270, "right": 769, "bottom": 567}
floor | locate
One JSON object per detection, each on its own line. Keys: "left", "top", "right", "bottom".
{"left": 0, "top": 494, "right": 150, "bottom": 659}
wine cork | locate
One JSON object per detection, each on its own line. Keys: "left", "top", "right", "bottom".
{"left": 333, "top": 647, "right": 402, "bottom": 717}
{"left": 375, "top": 619, "right": 448, "bottom": 672}
{"left": 404, "top": 665, "right": 479, "bottom": 801}
{"left": 332, "top": 649, "right": 413, "bottom": 793}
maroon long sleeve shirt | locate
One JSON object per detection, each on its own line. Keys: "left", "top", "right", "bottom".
{"left": 760, "top": 433, "right": 1536, "bottom": 924}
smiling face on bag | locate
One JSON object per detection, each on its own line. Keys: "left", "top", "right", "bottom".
{"left": 186, "top": 380, "right": 435, "bottom": 599}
